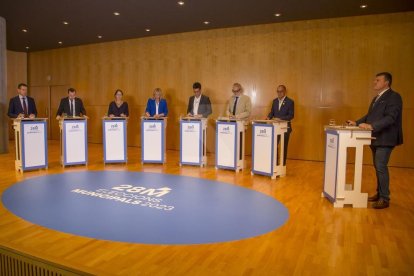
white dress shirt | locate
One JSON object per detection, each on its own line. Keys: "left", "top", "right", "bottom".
{"left": 193, "top": 96, "right": 201, "bottom": 115}
{"left": 155, "top": 101, "right": 159, "bottom": 115}
{"left": 278, "top": 96, "right": 286, "bottom": 111}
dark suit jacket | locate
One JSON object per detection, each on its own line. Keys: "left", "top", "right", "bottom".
{"left": 8, "top": 96, "right": 38, "bottom": 118}
{"left": 187, "top": 95, "right": 212, "bottom": 118}
{"left": 267, "top": 96, "right": 294, "bottom": 132}
{"left": 356, "top": 89, "right": 403, "bottom": 147}
{"left": 56, "top": 97, "right": 86, "bottom": 116}
{"left": 108, "top": 101, "right": 129, "bottom": 117}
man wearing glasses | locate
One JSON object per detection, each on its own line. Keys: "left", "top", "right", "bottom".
{"left": 227, "top": 83, "right": 251, "bottom": 120}
{"left": 267, "top": 85, "right": 295, "bottom": 166}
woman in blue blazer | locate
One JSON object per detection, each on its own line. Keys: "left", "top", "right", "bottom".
{"left": 145, "top": 88, "right": 168, "bottom": 118}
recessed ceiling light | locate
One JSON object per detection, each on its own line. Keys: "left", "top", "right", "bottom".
{"left": 25, "top": 46, "right": 30, "bottom": 50}
{"left": 22, "top": 29, "right": 28, "bottom": 32}
{"left": 97, "top": 35, "right": 103, "bottom": 39}
{"left": 274, "top": 13, "right": 282, "bottom": 17}
{"left": 177, "top": 1, "right": 185, "bottom": 6}
{"left": 145, "top": 28, "right": 151, "bottom": 32}
{"left": 203, "top": 21, "right": 210, "bottom": 25}
{"left": 114, "top": 12, "right": 120, "bottom": 16}
{"left": 63, "top": 21, "right": 69, "bottom": 25}
{"left": 58, "top": 41, "right": 63, "bottom": 45}
{"left": 360, "top": 4, "right": 367, "bottom": 8}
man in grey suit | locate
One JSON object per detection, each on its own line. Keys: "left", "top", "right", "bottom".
{"left": 347, "top": 72, "right": 403, "bottom": 209}
{"left": 186, "top": 82, "right": 212, "bottom": 118}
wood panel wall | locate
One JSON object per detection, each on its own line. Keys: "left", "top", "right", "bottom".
{"left": 26, "top": 12, "right": 414, "bottom": 167}
{"left": 6, "top": 51, "right": 27, "bottom": 140}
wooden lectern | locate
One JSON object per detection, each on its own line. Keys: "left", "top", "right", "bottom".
{"left": 141, "top": 117, "right": 167, "bottom": 164}
{"left": 59, "top": 117, "right": 88, "bottom": 167}
{"left": 179, "top": 117, "right": 208, "bottom": 167}
{"left": 322, "top": 125, "right": 373, "bottom": 208}
{"left": 102, "top": 117, "right": 128, "bottom": 164}
{"left": 215, "top": 117, "right": 247, "bottom": 172}
{"left": 12, "top": 118, "right": 48, "bottom": 172}
{"left": 251, "top": 119, "right": 288, "bottom": 179}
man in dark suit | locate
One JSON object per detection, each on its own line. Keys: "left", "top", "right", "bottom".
{"left": 7, "top": 83, "right": 37, "bottom": 119}
{"left": 267, "top": 85, "right": 295, "bottom": 165}
{"left": 56, "top": 88, "right": 87, "bottom": 119}
{"left": 347, "top": 72, "right": 403, "bottom": 209}
{"left": 186, "top": 82, "right": 212, "bottom": 118}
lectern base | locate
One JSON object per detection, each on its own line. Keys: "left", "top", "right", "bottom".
{"left": 322, "top": 187, "right": 368, "bottom": 208}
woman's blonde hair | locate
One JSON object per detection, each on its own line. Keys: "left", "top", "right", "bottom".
{"left": 153, "top": 88, "right": 163, "bottom": 98}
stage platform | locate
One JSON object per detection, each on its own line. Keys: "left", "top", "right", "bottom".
{"left": 1, "top": 141, "right": 414, "bottom": 275}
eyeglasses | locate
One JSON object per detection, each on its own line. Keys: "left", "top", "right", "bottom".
{"left": 232, "top": 89, "right": 241, "bottom": 93}
{"left": 277, "top": 90, "right": 285, "bottom": 93}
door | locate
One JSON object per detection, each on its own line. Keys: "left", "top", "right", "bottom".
{"left": 50, "top": 85, "right": 70, "bottom": 140}
{"left": 29, "top": 86, "right": 51, "bottom": 138}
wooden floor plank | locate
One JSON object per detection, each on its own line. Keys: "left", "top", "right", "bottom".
{"left": 1, "top": 141, "right": 413, "bottom": 275}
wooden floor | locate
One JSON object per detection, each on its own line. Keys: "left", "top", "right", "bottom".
{"left": 1, "top": 141, "right": 414, "bottom": 275}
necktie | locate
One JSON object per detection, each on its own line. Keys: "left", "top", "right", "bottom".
{"left": 232, "top": 97, "right": 239, "bottom": 116}
{"left": 70, "top": 99, "right": 74, "bottom": 116}
{"left": 22, "top": 97, "right": 28, "bottom": 115}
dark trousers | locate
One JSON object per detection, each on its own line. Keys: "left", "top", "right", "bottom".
{"left": 277, "top": 131, "right": 291, "bottom": 166}
{"left": 370, "top": 146, "right": 394, "bottom": 202}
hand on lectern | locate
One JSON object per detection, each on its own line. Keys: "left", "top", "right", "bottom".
{"left": 358, "top": 123, "right": 373, "bottom": 130}
{"left": 346, "top": 120, "right": 356, "bottom": 126}
{"left": 29, "top": 114, "right": 36, "bottom": 119}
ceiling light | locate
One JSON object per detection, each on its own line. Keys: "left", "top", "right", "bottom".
{"left": 58, "top": 41, "right": 63, "bottom": 45}
{"left": 203, "top": 21, "right": 210, "bottom": 25}
{"left": 274, "top": 13, "right": 282, "bottom": 17}
{"left": 360, "top": 4, "right": 367, "bottom": 8}
{"left": 113, "top": 12, "right": 120, "bottom": 16}
{"left": 177, "top": 1, "right": 185, "bottom": 6}
{"left": 22, "top": 29, "right": 28, "bottom": 32}
{"left": 25, "top": 46, "right": 30, "bottom": 50}
{"left": 97, "top": 35, "right": 103, "bottom": 39}
{"left": 145, "top": 29, "right": 151, "bottom": 32}
{"left": 63, "top": 21, "right": 69, "bottom": 25}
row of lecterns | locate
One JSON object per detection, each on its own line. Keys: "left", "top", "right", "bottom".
{"left": 12, "top": 117, "right": 373, "bottom": 208}
{"left": 13, "top": 117, "right": 288, "bottom": 176}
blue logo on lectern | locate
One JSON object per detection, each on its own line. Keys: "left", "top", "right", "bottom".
{"left": 2, "top": 171, "right": 289, "bottom": 244}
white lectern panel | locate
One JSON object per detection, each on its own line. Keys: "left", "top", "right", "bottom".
{"left": 142, "top": 120, "right": 164, "bottom": 163}
{"left": 103, "top": 120, "right": 127, "bottom": 163}
{"left": 252, "top": 124, "right": 274, "bottom": 176}
{"left": 64, "top": 121, "right": 87, "bottom": 165}
{"left": 323, "top": 131, "right": 339, "bottom": 201}
{"left": 22, "top": 121, "right": 47, "bottom": 169}
{"left": 216, "top": 122, "right": 237, "bottom": 169}
{"left": 180, "top": 121, "right": 201, "bottom": 165}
